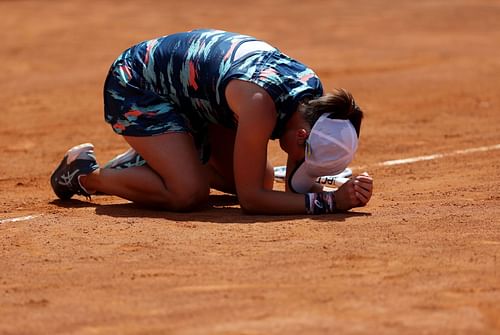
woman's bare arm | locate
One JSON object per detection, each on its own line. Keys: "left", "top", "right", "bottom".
{"left": 226, "top": 80, "right": 307, "bottom": 214}
{"left": 225, "top": 80, "right": 372, "bottom": 214}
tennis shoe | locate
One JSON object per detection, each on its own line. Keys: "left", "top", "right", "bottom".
{"left": 103, "top": 148, "right": 146, "bottom": 169}
{"left": 50, "top": 143, "right": 99, "bottom": 200}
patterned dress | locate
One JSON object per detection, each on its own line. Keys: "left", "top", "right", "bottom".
{"left": 103, "top": 29, "right": 323, "bottom": 157}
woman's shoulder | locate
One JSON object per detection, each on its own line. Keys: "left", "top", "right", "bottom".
{"left": 225, "top": 80, "right": 276, "bottom": 110}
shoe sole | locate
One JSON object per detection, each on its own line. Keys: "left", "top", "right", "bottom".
{"left": 50, "top": 143, "right": 94, "bottom": 200}
{"left": 273, "top": 166, "right": 352, "bottom": 181}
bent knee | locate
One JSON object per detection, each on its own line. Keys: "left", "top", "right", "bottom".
{"left": 165, "top": 186, "right": 209, "bottom": 212}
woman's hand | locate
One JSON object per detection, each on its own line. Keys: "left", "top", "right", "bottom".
{"left": 334, "top": 172, "right": 373, "bottom": 211}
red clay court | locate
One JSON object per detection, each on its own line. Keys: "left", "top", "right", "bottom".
{"left": 1, "top": 1, "right": 499, "bottom": 334}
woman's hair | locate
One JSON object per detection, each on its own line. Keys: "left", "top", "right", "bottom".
{"left": 300, "top": 88, "right": 364, "bottom": 137}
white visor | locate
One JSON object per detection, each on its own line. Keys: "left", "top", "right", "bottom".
{"left": 289, "top": 115, "right": 358, "bottom": 193}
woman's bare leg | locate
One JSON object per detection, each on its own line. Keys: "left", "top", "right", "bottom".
{"left": 81, "top": 132, "right": 209, "bottom": 211}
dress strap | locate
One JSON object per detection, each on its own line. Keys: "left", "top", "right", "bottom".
{"left": 233, "top": 40, "right": 276, "bottom": 61}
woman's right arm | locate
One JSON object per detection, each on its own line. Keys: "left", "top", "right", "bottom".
{"left": 225, "top": 80, "right": 370, "bottom": 214}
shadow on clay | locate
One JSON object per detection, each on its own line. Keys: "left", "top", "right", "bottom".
{"left": 49, "top": 194, "right": 371, "bottom": 224}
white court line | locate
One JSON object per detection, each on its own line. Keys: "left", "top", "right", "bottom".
{"left": 357, "top": 143, "right": 500, "bottom": 169}
{"left": 0, "top": 214, "right": 41, "bottom": 224}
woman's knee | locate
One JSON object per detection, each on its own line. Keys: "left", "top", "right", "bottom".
{"left": 164, "top": 184, "right": 210, "bottom": 212}
{"left": 123, "top": 132, "right": 210, "bottom": 211}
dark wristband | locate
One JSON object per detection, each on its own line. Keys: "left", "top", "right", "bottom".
{"left": 305, "top": 192, "right": 337, "bottom": 214}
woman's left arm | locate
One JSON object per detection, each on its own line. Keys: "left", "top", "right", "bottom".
{"left": 226, "top": 80, "right": 307, "bottom": 214}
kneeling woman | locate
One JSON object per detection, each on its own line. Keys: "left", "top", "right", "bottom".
{"left": 51, "top": 29, "right": 373, "bottom": 215}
